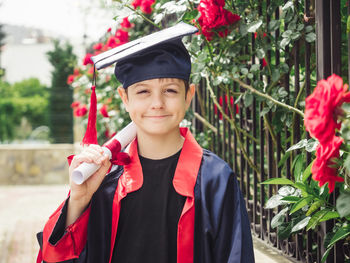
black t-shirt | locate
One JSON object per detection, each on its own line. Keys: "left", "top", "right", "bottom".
{"left": 112, "top": 149, "right": 186, "bottom": 263}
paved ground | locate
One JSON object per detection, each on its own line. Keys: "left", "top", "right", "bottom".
{"left": 0, "top": 185, "right": 292, "bottom": 263}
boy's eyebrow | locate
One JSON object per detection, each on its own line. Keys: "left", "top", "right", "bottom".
{"left": 132, "top": 83, "right": 153, "bottom": 89}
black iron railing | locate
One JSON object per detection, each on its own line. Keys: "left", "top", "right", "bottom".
{"left": 192, "top": 0, "right": 349, "bottom": 262}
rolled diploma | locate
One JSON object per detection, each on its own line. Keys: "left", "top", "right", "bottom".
{"left": 72, "top": 122, "right": 137, "bottom": 185}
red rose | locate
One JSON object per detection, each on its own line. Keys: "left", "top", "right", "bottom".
{"left": 311, "top": 136, "right": 344, "bottom": 193}
{"left": 115, "top": 29, "right": 129, "bottom": 43}
{"left": 197, "top": 0, "right": 240, "bottom": 41}
{"left": 83, "top": 53, "right": 93, "bottom": 66}
{"left": 304, "top": 74, "right": 350, "bottom": 144}
{"left": 99, "top": 104, "right": 109, "bottom": 118}
{"left": 121, "top": 17, "right": 132, "bottom": 28}
{"left": 262, "top": 58, "right": 268, "bottom": 68}
{"left": 140, "top": 0, "right": 155, "bottom": 14}
{"left": 74, "top": 105, "right": 88, "bottom": 117}
{"left": 106, "top": 36, "right": 119, "bottom": 49}
{"left": 107, "top": 27, "right": 112, "bottom": 33}
{"left": 93, "top": 43, "right": 103, "bottom": 51}
{"left": 67, "top": 74, "right": 75, "bottom": 85}
{"left": 71, "top": 101, "right": 80, "bottom": 108}
{"left": 132, "top": 0, "right": 142, "bottom": 9}
{"left": 73, "top": 68, "right": 80, "bottom": 76}
{"left": 254, "top": 32, "right": 267, "bottom": 39}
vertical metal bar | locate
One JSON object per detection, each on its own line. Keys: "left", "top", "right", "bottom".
{"left": 258, "top": 0, "right": 266, "bottom": 242}
{"left": 315, "top": 0, "right": 334, "bottom": 262}
{"left": 330, "top": 2, "right": 343, "bottom": 263}
{"left": 304, "top": 0, "right": 313, "bottom": 261}
{"left": 275, "top": 4, "right": 282, "bottom": 250}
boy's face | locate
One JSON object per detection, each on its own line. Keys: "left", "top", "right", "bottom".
{"left": 117, "top": 78, "right": 195, "bottom": 137}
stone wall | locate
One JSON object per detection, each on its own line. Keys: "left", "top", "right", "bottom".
{"left": 0, "top": 144, "right": 80, "bottom": 185}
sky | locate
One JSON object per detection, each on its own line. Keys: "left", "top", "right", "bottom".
{"left": 0, "top": 0, "right": 118, "bottom": 42}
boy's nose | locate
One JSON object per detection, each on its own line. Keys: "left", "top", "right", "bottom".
{"left": 150, "top": 93, "right": 165, "bottom": 109}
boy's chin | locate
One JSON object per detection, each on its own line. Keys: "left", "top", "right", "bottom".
{"left": 137, "top": 124, "right": 181, "bottom": 137}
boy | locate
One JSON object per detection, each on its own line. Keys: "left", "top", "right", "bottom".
{"left": 37, "top": 30, "right": 255, "bottom": 263}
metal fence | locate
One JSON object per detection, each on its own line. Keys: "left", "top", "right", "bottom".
{"left": 192, "top": 0, "right": 349, "bottom": 262}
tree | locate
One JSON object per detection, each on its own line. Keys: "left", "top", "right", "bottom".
{"left": 0, "top": 78, "right": 49, "bottom": 142}
{"left": 0, "top": 23, "right": 6, "bottom": 79}
{"left": 46, "top": 40, "right": 77, "bottom": 143}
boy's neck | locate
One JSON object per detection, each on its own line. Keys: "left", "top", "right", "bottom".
{"left": 136, "top": 128, "right": 185, "bottom": 160}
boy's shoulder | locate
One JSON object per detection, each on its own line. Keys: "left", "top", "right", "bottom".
{"left": 200, "top": 148, "right": 234, "bottom": 181}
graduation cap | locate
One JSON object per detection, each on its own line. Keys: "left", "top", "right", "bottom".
{"left": 81, "top": 22, "right": 198, "bottom": 145}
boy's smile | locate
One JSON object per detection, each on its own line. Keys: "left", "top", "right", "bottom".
{"left": 118, "top": 78, "right": 195, "bottom": 137}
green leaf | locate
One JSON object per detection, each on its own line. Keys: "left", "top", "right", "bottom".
{"left": 343, "top": 154, "right": 350, "bottom": 174}
{"left": 278, "top": 151, "right": 291, "bottom": 168}
{"left": 277, "top": 224, "right": 292, "bottom": 240}
{"left": 305, "top": 25, "right": 313, "bottom": 33}
{"left": 290, "top": 196, "right": 313, "bottom": 214}
{"left": 271, "top": 207, "right": 289, "bottom": 228}
{"left": 336, "top": 193, "right": 350, "bottom": 217}
{"left": 305, "top": 139, "right": 318, "bottom": 152}
{"left": 261, "top": 178, "right": 294, "bottom": 185}
{"left": 256, "top": 49, "right": 265, "bottom": 59}
{"left": 286, "top": 139, "right": 308, "bottom": 152}
{"left": 268, "top": 20, "right": 280, "bottom": 31}
{"left": 291, "top": 216, "right": 311, "bottom": 233}
{"left": 277, "top": 86, "right": 288, "bottom": 97}
{"left": 347, "top": 16, "right": 350, "bottom": 34}
{"left": 294, "top": 182, "right": 308, "bottom": 193}
{"left": 280, "top": 38, "right": 291, "bottom": 48}
{"left": 279, "top": 63, "right": 289, "bottom": 73}
{"left": 306, "top": 199, "right": 324, "bottom": 216}
{"left": 282, "top": 30, "right": 293, "bottom": 38}
{"left": 321, "top": 246, "right": 333, "bottom": 263}
{"left": 247, "top": 20, "right": 263, "bottom": 33}
{"left": 307, "top": 210, "right": 330, "bottom": 231}
{"left": 297, "top": 24, "right": 304, "bottom": 31}
{"left": 319, "top": 211, "right": 340, "bottom": 222}
{"left": 278, "top": 185, "right": 296, "bottom": 196}
{"left": 265, "top": 194, "right": 285, "bottom": 209}
{"left": 240, "top": 67, "right": 249, "bottom": 75}
{"left": 272, "top": 70, "right": 280, "bottom": 82}
{"left": 243, "top": 92, "right": 253, "bottom": 107}
{"left": 281, "top": 196, "right": 300, "bottom": 203}
{"left": 282, "top": 1, "right": 294, "bottom": 11}
{"left": 260, "top": 107, "right": 270, "bottom": 117}
{"left": 250, "top": 64, "right": 260, "bottom": 72}
{"left": 305, "top": 32, "right": 316, "bottom": 43}
{"left": 327, "top": 226, "right": 350, "bottom": 248}
{"left": 302, "top": 160, "right": 314, "bottom": 182}
{"left": 293, "top": 154, "right": 304, "bottom": 183}
{"left": 182, "top": 10, "right": 200, "bottom": 22}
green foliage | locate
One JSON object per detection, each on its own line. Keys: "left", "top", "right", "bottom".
{"left": 47, "top": 40, "right": 76, "bottom": 143}
{"left": 0, "top": 78, "right": 49, "bottom": 142}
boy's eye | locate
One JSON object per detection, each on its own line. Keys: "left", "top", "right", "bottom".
{"left": 165, "top": 88, "right": 178, "bottom": 93}
{"left": 136, "top": 90, "right": 149, "bottom": 94}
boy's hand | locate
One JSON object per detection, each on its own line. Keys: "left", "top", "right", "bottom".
{"left": 68, "top": 144, "right": 111, "bottom": 205}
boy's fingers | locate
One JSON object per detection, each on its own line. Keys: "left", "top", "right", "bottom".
{"left": 87, "top": 144, "right": 104, "bottom": 154}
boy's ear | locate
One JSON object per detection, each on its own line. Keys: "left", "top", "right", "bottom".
{"left": 185, "top": 83, "right": 196, "bottom": 109}
{"left": 117, "top": 86, "right": 129, "bottom": 112}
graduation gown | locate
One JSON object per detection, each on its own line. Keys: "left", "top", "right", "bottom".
{"left": 37, "top": 128, "right": 255, "bottom": 263}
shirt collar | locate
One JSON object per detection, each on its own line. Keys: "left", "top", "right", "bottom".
{"left": 120, "top": 127, "right": 203, "bottom": 197}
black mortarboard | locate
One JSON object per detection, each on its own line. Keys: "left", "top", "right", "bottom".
{"left": 91, "top": 22, "right": 198, "bottom": 88}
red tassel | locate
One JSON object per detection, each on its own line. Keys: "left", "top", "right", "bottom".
{"left": 82, "top": 85, "right": 98, "bottom": 145}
